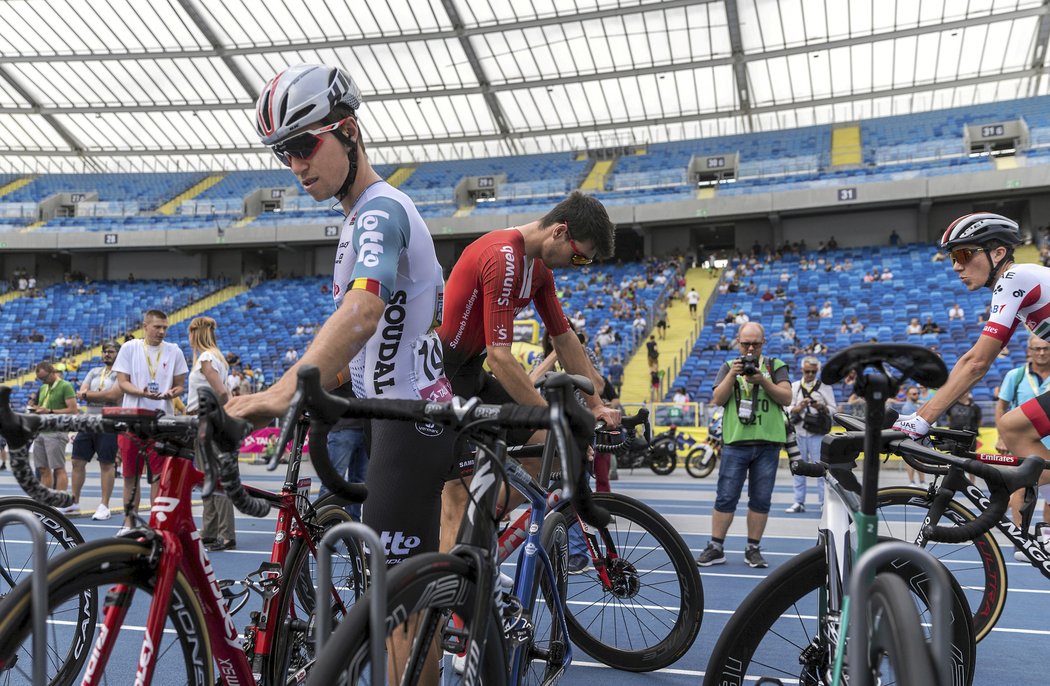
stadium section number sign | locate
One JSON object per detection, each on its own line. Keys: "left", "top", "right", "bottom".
{"left": 324, "top": 225, "right": 339, "bottom": 237}
{"left": 706, "top": 156, "right": 726, "bottom": 169}
{"left": 477, "top": 176, "right": 494, "bottom": 188}
{"left": 838, "top": 187, "right": 857, "bottom": 202}
{"left": 104, "top": 234, "right": 118, "bottom": 245}
{"left": 982, "top": 124, "right": 1005, "bottom": 137}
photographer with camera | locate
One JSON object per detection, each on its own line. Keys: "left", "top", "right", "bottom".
{"left": 786, "top": 356, "right": 836, "bottom": 513}
{"left": 697, "top": 322, "right": 792, "bottom": 568}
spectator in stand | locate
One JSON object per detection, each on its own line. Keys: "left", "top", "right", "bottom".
{"left": 27, "top": 275, "right": 36, "bottom": 290}
{"left": 906, "top": 317, "right": 922, "bottom": 335}
{"left": 807, "top": 304, "right": 819, "bottom": 320}
{"left": 655, "top": 303, "right": 667, "bottom": 339}
{"left": 284, "top": 347, "right": 299, "bottom": 364}
{"left": 849, "top": 316, "right": 865, "bottom": 333}
{"left": 977, "top": 303, "right": 991, "bottom": 324}
{"left": 29, "top": 361, "right": 78, "bottom": 500}
{"left": 632, "top": 314, "right": 647, "bottom": 336}
{"left": 948, "top": 303, "right": 965, "bottom": 321}
{"left": 646, "top": 335, "right": 659, "bottom": 372}
{"left": 672, "top": 386, "right": 690, "bottom": 409}
{"left": 827, "top": 236, "right": 839, "bottom": 249}
{"left": 294, "top": 324, "right": 305, "bottom": 336}
{"left": 760, "top": 287, "right": 775, "bottom": 302}
{"left": 733, "top": 310, "right": 750, "bottom": 325}
{"left": 862, "top": 271, "right": 875, "bottom": 284}
{"left": 838, "top": 317, "right": 850, "bottom": 334}
{"left": 687, "top": 287, "right": 700, "bottom": 320}
{"left": 880, "top": 267, "right": 894, "bottom": 281}
{"left": 773, "top": 284, "right": 786, "bottom": 299}
{"left": 52, "top": 333, "right": 67, "bottom": 348}
{"left": 889, "top": 229, "right": 900, "bottom": 246}
{"left": 921, "top": 316, "right": 943, "bottom": 334}
{"left": 571, "top": 310, "right": 587, "bottom": 330}
{"left": 649, "top": 369, "right": 661, "bottom": 403}
{"left": 819, "top": 300, "right": 833, "bottom": 319}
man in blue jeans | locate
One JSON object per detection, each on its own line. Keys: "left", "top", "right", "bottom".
{"left": 319, "top": 382, "right": 368, "bottom": 520}
{"left": 697, "top": 322, "right": 791, "bottom": 568}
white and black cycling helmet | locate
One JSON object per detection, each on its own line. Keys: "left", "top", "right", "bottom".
{"left": 940, "top": 212, "right": 1022, "bottom": 287}
{"left": 256, "top": 64, "right": 363, "bottom": 200}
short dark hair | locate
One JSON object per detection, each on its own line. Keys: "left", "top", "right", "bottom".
{"left": 540, "top": 191, "right": 615, "bottom": 260}
{"left": 144, "top": 309, "right": 168, "bottom": 321}
{"left": 36, "top": 361, "right": 54, "bottom": 374}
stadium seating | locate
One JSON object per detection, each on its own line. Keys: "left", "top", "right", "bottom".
{"left": 667, "top": 245, "right": 1015, "bottom": 422}
{"left": 3, "top": 173, "right": 207, "bottom": 210}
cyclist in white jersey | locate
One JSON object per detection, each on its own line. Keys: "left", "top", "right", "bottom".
{"left": 894, "top": 213, "right": 1050, "bottom": 487}
{"left": 225, "top": 64, "right": 456, "bottom": 568}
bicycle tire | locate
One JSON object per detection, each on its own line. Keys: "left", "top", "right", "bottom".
{"left": 305, "top": 552, "right": 508, "bottom": 686}
{"left": 0, "top": 497, "right": 93, "bottom": 686}
{"left": 648, "top": 440, "right": 677, "bottom": 475}
{"left": 876, "top": 486, "right": 1007, "bottom": 642}
{"left": 518, "top": 512, "right": 568, "bottom": 686}
{"left": 0, "top": 538, "right": 212, "bottom": 685}
{"left": 702, "top": 537, "right": 974, "bottom": 686}
{"left": 564, "top": 492, "right": 703, "bottom": 672}
{"left": 266, "top": 504, "right": 369, "bottom": 685}
{"left": 861, "top": 573, "right": 938, "bottom": 685}
{"left": 684, "top": 446, "right": 716, "bottom": 478}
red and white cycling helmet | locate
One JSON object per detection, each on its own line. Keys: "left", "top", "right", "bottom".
{"left": 940, "top": 212, "right": 1022, "bottom": 251}
{"left": 255, "top": 64, "right": 362, "bottom": 145}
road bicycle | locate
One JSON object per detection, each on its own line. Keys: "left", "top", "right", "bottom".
{"left": 873, "top": 423, "right": 1050, "bottom": 642}
{"left": 702, "top": 344, "right": 1043, "bottom": 686}
{"left": 501, "top": 407, "right": 703, "bottom": 672}
{"left": 0, "top": 386, "right": 366, "bottom": 685}
{"left": 288, "top": 367, "right": 616, "bottom": 685}
{"left": 0, "top": 492, "right": 88, "bottom": 685}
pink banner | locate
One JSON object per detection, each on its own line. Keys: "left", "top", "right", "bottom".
{"left": 240, "top": 427, "right": 310, "bottom": 454}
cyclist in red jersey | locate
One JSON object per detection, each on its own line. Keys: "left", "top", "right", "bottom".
{"left": 893, "top": 213, "right": 1050, "bottom": 487}
{"left": 438, "top": 191, "right": 621, "bottom": 549}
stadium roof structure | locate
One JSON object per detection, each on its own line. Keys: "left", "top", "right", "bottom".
{"left": 1, "top": 0, "right": 1049, "bottom": 173}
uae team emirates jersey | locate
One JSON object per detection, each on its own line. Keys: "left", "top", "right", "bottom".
{"left": 981, "top": 262, "right": 1050, "bottom": 345}
{"left": 438, "top": 228, "right": 570, "bottom": 373}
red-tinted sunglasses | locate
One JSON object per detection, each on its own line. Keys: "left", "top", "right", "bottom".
{"left": 270, "top": 119, "right": 346, "bottom": 167}
{"left": 949, "top": 247, "right": 986, "bottom": 265}
{"left": 565, "top": 223, "right": 595, "bottom": 266}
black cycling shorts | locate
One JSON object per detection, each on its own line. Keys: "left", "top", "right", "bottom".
{"left": 362, "top": 417, "right": 460, "bottom": 567}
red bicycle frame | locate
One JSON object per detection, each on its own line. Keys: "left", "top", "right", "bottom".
{"left": 81, "top": 452, "right": 342, "bottom": 685}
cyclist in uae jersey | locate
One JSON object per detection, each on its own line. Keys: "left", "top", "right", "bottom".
{"left": 226, "top": 63, "right": 455, "bottom": 567}
{"left": 894, "top": 213, "right": 1050, "bottom": 487}
{"left": 437, "top": 191, "right": 622, "bottom": 550}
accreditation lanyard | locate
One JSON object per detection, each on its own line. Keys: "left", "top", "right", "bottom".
{"left": 38, "top": 384, "right": 51, "bottom": 407}
{"left": 143, "top": 344, "right": 162, "bottom": 383}
{"left": 1025, "top": 364, "right": 1050, "bottom": 396}
{"left": 97, "top": 367, "right": 112, "bottom": 392}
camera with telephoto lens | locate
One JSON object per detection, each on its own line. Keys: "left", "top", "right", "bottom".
{"left": 739, "top": 353, "right": 759, "bottom": 376}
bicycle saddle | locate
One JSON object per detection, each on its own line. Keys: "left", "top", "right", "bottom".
{"left": 821, "top": 343, "right": 947, "bottom": 388}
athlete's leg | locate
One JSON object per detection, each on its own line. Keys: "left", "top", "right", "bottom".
{"left": 71, "top": 458, "right": 87, "bottom": 504}
{"left": 999, "top": 397, "right": 1050, "bottom": 488}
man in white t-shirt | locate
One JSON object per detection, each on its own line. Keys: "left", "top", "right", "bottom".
{"left": 112, "top": 309, "right": 188, "bottom": 530}
{"left": 687, "top": 288, "right": 700, "bottom": 320}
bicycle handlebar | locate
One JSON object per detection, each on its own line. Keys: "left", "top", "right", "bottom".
{"left": 195, "top": 388, "right": 270, "bottom": 518}
{"left": 825, "top": 411, "right": 1046, "bottom": 543}
{"left": 290, "top": 365, "right": 609, "bottom": 528}
{"left": 594, "top": 407, "right": 650, "bottom": 453}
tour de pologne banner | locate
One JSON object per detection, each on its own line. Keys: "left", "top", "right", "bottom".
{"left": 240, "top": 426, "right": 310, "bottom": 453}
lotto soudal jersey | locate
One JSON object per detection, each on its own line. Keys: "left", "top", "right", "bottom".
{"left": 438, "top": 228, "right": 570, "bottom": 373}
{"left": 333, "top": 181, "right": 452, "bottom": 402}
{"left": 982, "top": 262, "right": 1050, "bottom": 346}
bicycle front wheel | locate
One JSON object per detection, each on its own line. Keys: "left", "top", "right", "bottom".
{"left": 564, "top": 492, "right": 703, "bottom": 671}
{"left": 267, "top": 504, "right": 369, "bottom": 684}
{"left": 0, "top": 496, "right": 92, "bottom": 686}
{"left": 861, "top": 573, "right": 938, "bottom": 685}
{"left": 876, "top": 486, "right": 1007, "bottom": 642}
{"left": 702, "top": 538, "right": 974, "bottom": 686}
{"left": 306, "top": 552, "right": 508, "bottom": 686}
{"left": 0, "top": 538, "right": 212, "bottom": 685}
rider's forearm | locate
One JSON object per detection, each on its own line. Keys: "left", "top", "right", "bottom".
{"left": 271, "top": 290, "right": 384, "bottom": 399}
{"left": 550, "top": 331, "right": 605, "bottom": 409}
{"left": 487, "top": 348, "right": 547, "bottom": 406}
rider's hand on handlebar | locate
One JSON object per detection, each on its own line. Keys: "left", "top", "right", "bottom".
{"left": 224, "top": 388, "right": 291, "bottom": 429}
{"left": 593, "top": 404, "right": 621, "bottom": 428}
{"left": 892, "top": 412, "right": 931, "bottom": 441}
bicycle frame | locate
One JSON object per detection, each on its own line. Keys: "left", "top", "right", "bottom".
{"left": 83, "top": 418, "right": 346, "bottom": 685}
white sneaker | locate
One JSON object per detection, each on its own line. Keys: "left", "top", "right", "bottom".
{"left": 92, "top": 504, "right": 112, "bottom": 521}
{"left": 116, "top": 526, "right": 133, "bottom": 536}
{"left": 57, "top": 503, "right": 80, "bottom": 515}
{"left": 1014, "top": 549, "right": 1028, "bottom": 562}
{"left": 451, "top": 652, "right": 466, "bottom": 674}
{"left": 784, "top": 502, "right": 806, "bottom": 513}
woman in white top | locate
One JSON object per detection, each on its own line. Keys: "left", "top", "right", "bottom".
{"left": 186, "top": 317, "right": 235, "bottom": 551}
